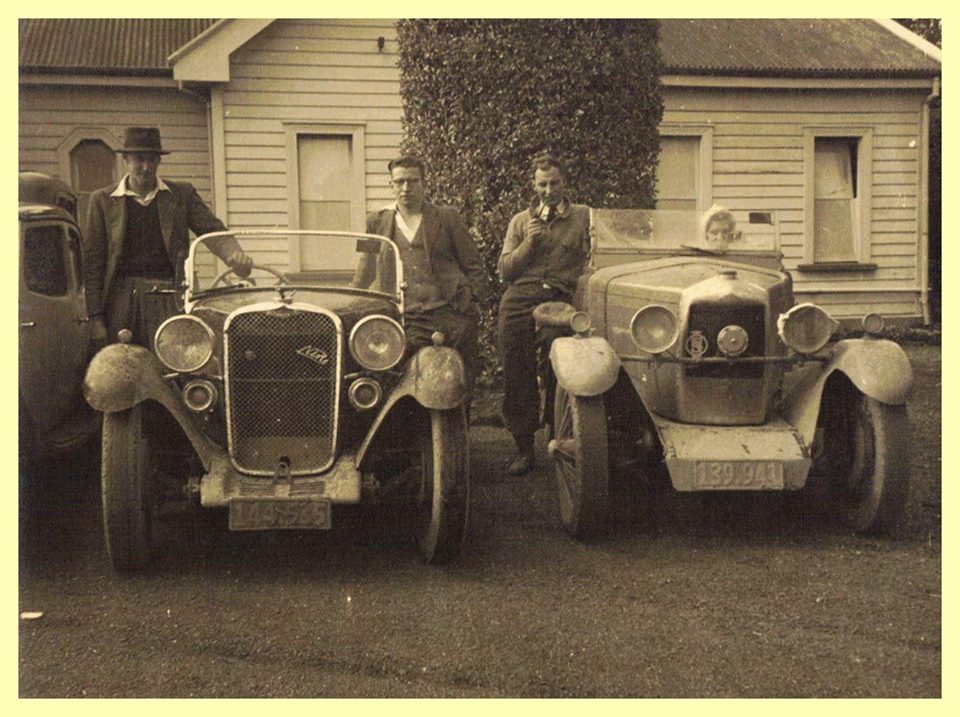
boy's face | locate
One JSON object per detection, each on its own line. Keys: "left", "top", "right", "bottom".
{"left": 706, "top": 219, "right": 736, "bottom": 242}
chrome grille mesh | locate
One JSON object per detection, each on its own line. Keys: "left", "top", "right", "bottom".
{"left": 226, "top": 308, "right": 339, "bottom": 474}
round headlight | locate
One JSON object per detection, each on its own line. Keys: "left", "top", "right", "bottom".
{"left": 862, "top": 313, "right": 885, "bottom": 335}
{"left": 777, "top": 303, "right": 839, "bottom": 354}
{"left": 630, "top": 305, "right": 679, "bottom": 354}
{"left": 154, "top": 315, "right": 214, "bottom": 372}
{"left": 569, "top": 311, "right": 591, "bottom": 334}
{"left": 349, "top": 315, "right": 405, "bottom": 371}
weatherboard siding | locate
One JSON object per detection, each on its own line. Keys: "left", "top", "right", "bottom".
{"left": 18, "top": 84, "right": 214, "bottom": 197}
{"left": 663, "top": 84, "right": 926, "bottom": 321}
{"left": 220, "top": 18, "right": 402, "bottom": 239}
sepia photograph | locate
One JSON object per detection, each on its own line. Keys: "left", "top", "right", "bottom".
{"left": 17, "top": 17, "right": 941, "bottom": 697}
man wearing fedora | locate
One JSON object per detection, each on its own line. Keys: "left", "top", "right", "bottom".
{"left": 83, "top": 126, "right": 252, "bottom": 349}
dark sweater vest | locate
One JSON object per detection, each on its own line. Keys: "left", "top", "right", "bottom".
{"left": 117, "top": 197, "right": 174, "bottom": 279}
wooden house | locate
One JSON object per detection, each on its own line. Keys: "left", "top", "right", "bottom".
{"left": 19, "top": 18, "right": 941, "bottom": 325}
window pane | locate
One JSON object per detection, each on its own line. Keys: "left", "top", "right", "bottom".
{"left": 71, "top": 140, "right": 116, "bottom": 191}
{"left": 298, "top": 136, "right": 352, "bottom": 230}
{"left": 814, "top": 138, "right": 857, "bottom": 261}
{"left": 656, "top": 136, "right": 698, "bottom": 209}
{"left": 23, "top": 225, "right": 68, "bottom": 296}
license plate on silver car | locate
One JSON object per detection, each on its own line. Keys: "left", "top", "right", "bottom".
{"left": 694, "top": 461, "right": 784, "bottom": 490}
{"left": 229, "top": 498, "right": 331, "bottom": 530}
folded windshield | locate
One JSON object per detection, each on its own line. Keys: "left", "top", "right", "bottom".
{"left": 187, "top": 231, "right": 401, "bottom": 298}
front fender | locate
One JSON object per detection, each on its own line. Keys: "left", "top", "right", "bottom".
{"left": 83, "top": 343, "right": 217, "bottom": 468}
{"left": 355, "top": 345, "right": 466, "bottom": 469}
{"left": 782, "top": 338, "right": 914, "bottom": 447}
{"left": 549, "top": 336, "right": 621, "bottom": 397}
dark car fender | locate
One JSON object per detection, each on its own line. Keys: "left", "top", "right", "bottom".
{"left": 782, "top": 338, "right": 914, "bottom": 447}
{"left": 83, "top": 343, "right": 218, "bottom": 469}
{"left": 355, "top": 345, "right": 467, "bottom": 469}
{"left": 549, "top": 335, "right": 622, "bottom": 397}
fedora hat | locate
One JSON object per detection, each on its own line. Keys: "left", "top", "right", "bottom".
{"left": 116, "top": 127, "right": 171, "bottom": 155}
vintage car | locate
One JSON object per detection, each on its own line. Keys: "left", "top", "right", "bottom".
{"left": 83, "top": 230, "right": 470, "bottom": 570}
{"left": 537, "top": 209, "right": 913, "bottom": 538}
{"left": 19, "top": 172, "right": 98, "bottom": 469}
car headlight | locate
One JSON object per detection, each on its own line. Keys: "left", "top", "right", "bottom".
{"left": 630, "top": 305, "right": 679, "bottom": 354}
{"left": 154, "top": 315, "right": 214, "bottom": 372}
{"left": 349, "top": 315, "right": 405, "bottom": 371}
{"left": 777, "top": 303, "right": 839, "bottom": 354}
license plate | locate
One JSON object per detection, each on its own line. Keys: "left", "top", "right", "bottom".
{"left": 229, "top": 498, "right": 331, "bottom": 530}
{"left": 694, "top": 461, "right": 784, "bottom": 490}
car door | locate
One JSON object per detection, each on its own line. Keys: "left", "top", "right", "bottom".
{"left": 19, "top": 218, "right": 91, "bottom": 433}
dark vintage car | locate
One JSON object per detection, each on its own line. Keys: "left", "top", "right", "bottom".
{"left": 83, "top": 230, "right": 470, "bottom": 570}
{"left": 19, "top": 172, "right": 98, "bottom": 468}
{"left": 537, "top": 209, "right": 913, "bottom": 538}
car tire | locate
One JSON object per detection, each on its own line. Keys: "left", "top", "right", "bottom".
{"left": 417, "top": 408, "right": 469, "bottom": 564}
{"left": 101, "top": 404, "right": 154, "bottom": 571}
{"left": 552, "top": 385, "right": 609, "bottom": 538}
{"left": 828, "top": 390, "right": 910, "bottom": 536}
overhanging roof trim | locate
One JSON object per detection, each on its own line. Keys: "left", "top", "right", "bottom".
{"left": 170, "top": 19, "right": 275, "bottom": 83}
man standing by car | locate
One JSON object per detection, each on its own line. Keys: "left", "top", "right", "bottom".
{"left": 498, "top": 153, "right": 591, "bottom": 475}
{"left": 362, "top": 156, "right": 485, "bottom": 395}
{"left": 84, "top": 126, "right": 252, "bottom": 349}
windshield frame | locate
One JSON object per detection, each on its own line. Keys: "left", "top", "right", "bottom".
{"left": 184, "top": 229, "right": 405, "bottom": 310}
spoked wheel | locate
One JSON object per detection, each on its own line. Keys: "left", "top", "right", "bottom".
{"left": 823, "top": 385, "right": 910, "bottom": 535}
{"left": 551, "top": 386, "right": 609, "bottom": 538}
{"left": 416, "top": 408, "right": 469, "bottom": 564}
{"left": 101, "top": 404, "right": 155, "bottom": 571}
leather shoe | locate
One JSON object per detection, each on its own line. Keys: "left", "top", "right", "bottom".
{"left": 508, "top": 449, "right": 535, "bottom": 476}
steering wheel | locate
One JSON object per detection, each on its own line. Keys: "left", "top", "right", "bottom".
{"left": 209, "top": 263, "right": 290, "bottom": 289}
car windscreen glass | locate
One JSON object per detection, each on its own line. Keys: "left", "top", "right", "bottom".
{"left": 592, "top": 209, "right": 778, "bottom": 255}
{"left": 188, "top": 232, "right": 401, "bottom": 297}
{"left": 22, "top": 224, "right": 68, "bottom": 296}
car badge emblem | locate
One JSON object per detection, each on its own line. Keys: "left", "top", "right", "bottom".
{"left": 297, "top": 345, "right": 329, "bottom": 366}
{"left": 685, "top": 331, "right": 709, "bottom": 360}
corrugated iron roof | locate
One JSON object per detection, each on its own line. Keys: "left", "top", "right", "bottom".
{"left": 18, "top": 18, "right": 940, "bottom": 77}
{"left": 19, "top": 18, "right": 217, "bottom": 74}
{"left": 659, "top": 19, "right": 940, "bottom": 77}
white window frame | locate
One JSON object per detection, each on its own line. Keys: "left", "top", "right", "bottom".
{"left": 802, "top": 127, "right": 874, "bottom": 266}
{"left": 284, "top": 122, "right": 366, "bottom": 271}
{"left": 656, "top": 125, "right": 713, "bottom": 213}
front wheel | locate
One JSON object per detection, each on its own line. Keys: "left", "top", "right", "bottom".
{"left": 417, "top": 409, "right": 469, "bottom": 564}
{"left": 826, "top": 389, "right": 910, "bottom": 535}
{"left": 101, "top": 404, "right": 155, "bottom": 571}
{"left": 551, "top": 386, "right": 609, "bottom": 538}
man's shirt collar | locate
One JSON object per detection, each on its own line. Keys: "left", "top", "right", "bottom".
{"left": 529, "top": 197, "right": 570, "bottom": 220}
{"left": 111, "top": 174, "right": 171, "bottom": 206}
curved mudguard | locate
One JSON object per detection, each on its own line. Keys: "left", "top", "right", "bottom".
{"left": 355, "top": 345, "right": 467, "bottom": 469}
{"left": 783, "top": 337, "right": 914, "bottom": 447}
{"left": 83, "top": 343, "right": 218, "bottom": 468}
{"left": 549, "top": 335, "right": 622, "bottom": 397}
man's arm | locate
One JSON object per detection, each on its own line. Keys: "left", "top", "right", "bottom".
{"left": 82, "top": 191, "right": 109, "bottom": 318}
{"left": 182, "top": 183, "right": 251, "bottom": 276}
{"left": 497, "top": 212, "right": 544, "bottom": 283}
{"left": 446, "top": 208, "right": 486, "bottom": 303}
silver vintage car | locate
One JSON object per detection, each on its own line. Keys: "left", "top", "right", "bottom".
{"left": 538, "top": 209, "right": 913, "bottom": 538}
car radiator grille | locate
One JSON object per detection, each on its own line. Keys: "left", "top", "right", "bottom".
{"left": 685, "top": 301, "right": 766, "bottom": 379}
{"left": 226, "top": 308, "right": 340, "bottom": 475}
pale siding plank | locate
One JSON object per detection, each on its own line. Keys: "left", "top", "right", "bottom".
{"left": 222, "top": 91, "right": 403, "bottom": 108}
{"left": 231, "top": 63, "right": 400, "bottom": 82}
